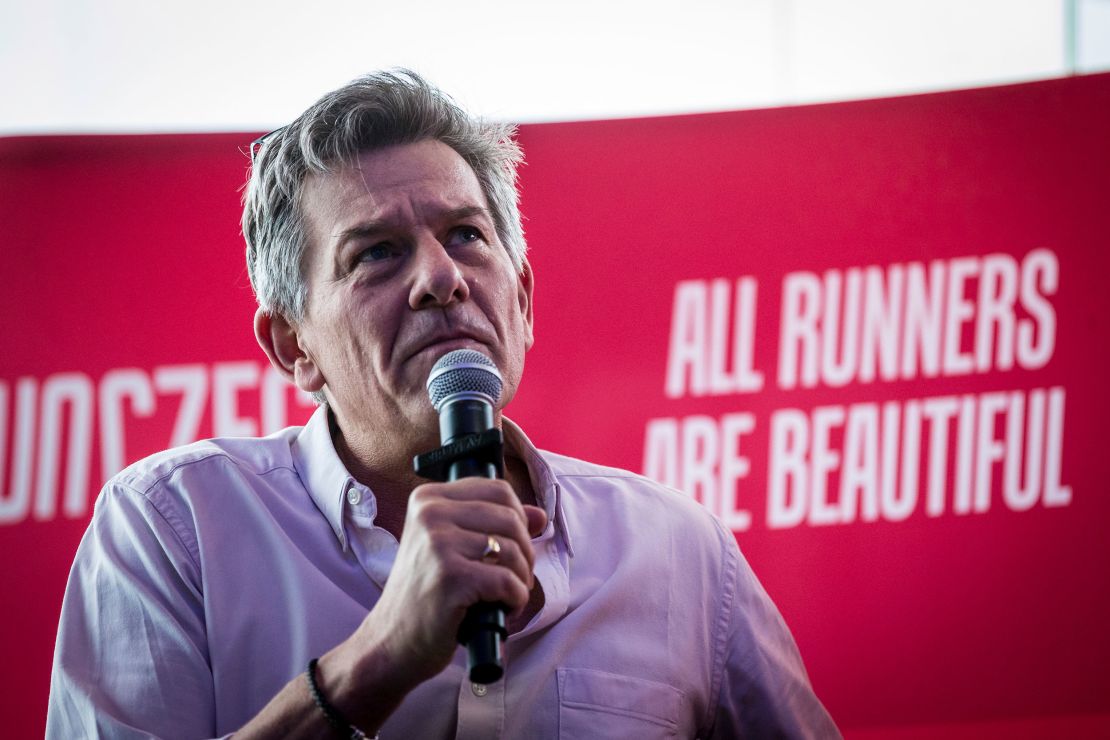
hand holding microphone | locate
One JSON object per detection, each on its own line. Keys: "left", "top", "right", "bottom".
{"left": 284, "top": 350, "right": 544, "bottom": 734}
{"left": 414, "top": 349, "right": 526, "bottom": 684}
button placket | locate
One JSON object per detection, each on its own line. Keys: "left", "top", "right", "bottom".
{"left": 455, "top": 651, "right": 506, "bottom": 740}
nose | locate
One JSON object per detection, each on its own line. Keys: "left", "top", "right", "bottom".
{"left": 408, "top": 236, "right": 470, "bottom": 310}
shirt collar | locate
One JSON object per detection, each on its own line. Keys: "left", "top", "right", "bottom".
{"left": 291, "top": 405, "right": 357, "bottom": 551}
{"left": 290, "top": 405, "right": 572, "bottom": 556}
{"left": 500, "top": 418, "right": 574, "bottom": 557}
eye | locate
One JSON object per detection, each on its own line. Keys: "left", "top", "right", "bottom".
{"left": 357, "top": 242, "right": 398, "bottom": 263}
{"left": 447, "top": 225, "right": 485, "bottom": 248}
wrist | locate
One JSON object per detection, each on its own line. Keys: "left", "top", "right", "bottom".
{"left": 315, "top": 632, "right": 417, "bottom": 732}
{"left": 306, "top": 658, "right": 376, "bottom": 739}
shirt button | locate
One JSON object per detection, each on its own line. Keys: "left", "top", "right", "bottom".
{"left": 471, "top": 682, "right": 488, "bottom": 697}
{"left": 346, "top": 487, "right": 361, "bottom": 505}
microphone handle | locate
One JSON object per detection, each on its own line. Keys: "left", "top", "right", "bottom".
{"left": 441, "top": 398, "right": 506, "bottom": 684}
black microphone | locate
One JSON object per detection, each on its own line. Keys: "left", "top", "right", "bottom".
{"left": 418, "top": 349, "right": 507, "bottom": 684}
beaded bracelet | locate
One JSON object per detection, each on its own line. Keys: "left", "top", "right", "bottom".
{"left": 305, "top": 657, "right": 376, "bottom": 740}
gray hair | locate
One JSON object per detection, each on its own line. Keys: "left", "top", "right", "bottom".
{"left": 242, "top": 69, "right": 527, "bottom": 322}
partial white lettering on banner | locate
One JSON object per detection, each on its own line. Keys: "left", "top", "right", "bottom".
{"left": 0, "top": 378, "right": 37, "bottom": 524}
{"left": 665, "top": 277, "right": 763, "bottom": 398}
{"left": 1017, "top": 249, "right": 1058, "bottom": 369}
{"left": 902, "top": 261, "right": 945, "bottom": 379}
{"left": 0, "top": 362, "right": 315, "bottom": 527}
{"left": 777, "top": 250, "right": 1058, "bottom": 389}
{"left": 262, "top": 363, "right": 297, "bottom": 434}
{"left": 213, "top": 362, "right": 261, "bottom": 438}
{"left": 34, "top": 373, "right": 94, "bottom": 521}
{"left": 649, "top": 248, "right": 1071, "bottom": 530}
{"left": 642, "top": 412, "right": 755, "bottom": 530}
{"left": 99, "top": 368, "right": 157, "bottom": 486}
{"left": 765, "top": 388, "right": 1068, "bottom": 528}
{"left": 153, "top": 365, "right": 208, "bottom": 448}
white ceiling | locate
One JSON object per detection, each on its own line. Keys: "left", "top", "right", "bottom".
{"left": 0, "top": 0, "right": 1107, "bottom": 135}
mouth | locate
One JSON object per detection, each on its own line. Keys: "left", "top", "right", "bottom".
{"left": 407, "top": 332, "right": 490, "bottom": 361}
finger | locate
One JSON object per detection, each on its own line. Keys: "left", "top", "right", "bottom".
{"left": 523, "top": 505, "right": 548, "bottom": 538}
{"left": 431, "top": 479, "right": 527, "bottom": 520}
{"left": 404, "top": 498, "right": 536, "bottom": 584}
{"left": 466, "top": 531, "right": 533, "bottom": 588}
{"left": 411, "top": 496, "right": 532, "bottom": 546}
{"left": 447, "top": 502, "right": 534, "bottom": 561}
{"left": 411, "top": 491, "right": 535, "bottom": 568}
{"left": 409, "top": 487, "right": 530, "bottom": 541}
{"left": 466, "top": 559, "right": 532, "bottom": 615}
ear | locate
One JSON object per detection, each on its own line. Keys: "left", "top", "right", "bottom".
{"left": 518, "top": 258, "right": 536, "bottom": 350}
{"left": 254, "top": 308, "right": 326, "bottom": 393}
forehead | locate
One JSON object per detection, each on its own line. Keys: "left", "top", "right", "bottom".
{"left": 299, "top": 139, "right": 489, "bottom": 253}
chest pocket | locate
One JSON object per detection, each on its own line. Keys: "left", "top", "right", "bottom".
{"left": 557, "top": 667, "right": 687, "bottom": 739}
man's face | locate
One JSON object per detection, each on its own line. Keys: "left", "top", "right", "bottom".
{"left": 291, "top": 139, "right": 534, "bottom": 442}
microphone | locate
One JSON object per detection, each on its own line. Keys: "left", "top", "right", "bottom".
{"left": 425, "top": 349, "right": 504, "bottom": 477}
{"left": 419, "top": 349, "right": 507, "bottom": 683}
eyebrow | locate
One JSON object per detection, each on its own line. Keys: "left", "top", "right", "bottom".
{"left": 332, "top": 205, "right": 493, "bottom": 249}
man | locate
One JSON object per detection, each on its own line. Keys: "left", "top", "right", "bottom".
{"left": 48, "top": 70, "right": 838, "bottom": 738}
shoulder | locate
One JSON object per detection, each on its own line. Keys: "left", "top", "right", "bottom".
{"left": 539, "top": 449, "right": 733, "bottom": 552}
{"left": 542, "top": 450, "right": 715, "bottom": 515}
{"left": 539, "top": 450, "right": 645, "bottom": 484}
{"left": 87, "top": 428, "right": 305, "bottom": 570}
{"left": 95, "top": 430, "right": 302, "bottom": 545}
{"left": 109, "top": 428, "right": 301, "bottom": 499}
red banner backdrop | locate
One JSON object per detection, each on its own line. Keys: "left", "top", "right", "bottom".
{"left": 2, "top": 74, "right": 1108, "bottom": 738}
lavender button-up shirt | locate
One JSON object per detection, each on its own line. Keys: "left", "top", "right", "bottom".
{"left": 48, "top": 406, "right": 838, "bottom": 738}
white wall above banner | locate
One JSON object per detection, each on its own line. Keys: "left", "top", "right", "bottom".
{"left": 2, "top": 0, "right": 1108, "bottom": 135}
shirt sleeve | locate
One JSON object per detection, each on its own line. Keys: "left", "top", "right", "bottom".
{"left": 706, "top": 520, "right": 842, "bottom": 739}
{"left": 47, "top": 480, "right": 219, "bottom": 739}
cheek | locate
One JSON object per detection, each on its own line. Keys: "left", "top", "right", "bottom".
{"left": 304, "top": 299, "right": 367, "bottom": 369}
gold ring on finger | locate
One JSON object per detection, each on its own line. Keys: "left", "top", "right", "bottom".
{"left": 480, "top": 534, "right": 501, "bottom": 564}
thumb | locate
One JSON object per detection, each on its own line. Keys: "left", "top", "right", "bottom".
{"left": 523, "top": 504, "right": 548, "bottom": 538}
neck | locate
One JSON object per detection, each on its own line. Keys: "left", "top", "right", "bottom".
{"left": 329, "top": 408, "right": 535, "bottom": 539}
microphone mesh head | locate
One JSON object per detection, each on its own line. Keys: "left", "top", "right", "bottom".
{"left": 426, "top": 349, "right": 503, "bottom": 412}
